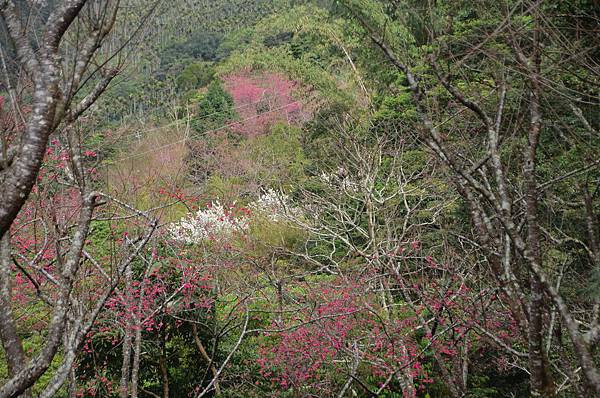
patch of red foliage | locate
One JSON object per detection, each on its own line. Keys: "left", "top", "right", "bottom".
{"left": 222, "top": 71, "right": 309, "bottom": 138}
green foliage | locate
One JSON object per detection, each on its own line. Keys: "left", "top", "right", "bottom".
{"left": 198, "top": 122, "right": 309, "bottom": 204}
{"left": 176, "top": 62, "right": 216, "bottom": 92}
{"left": 215, "top": 4, "right": 362, "bottom": 107}
{"left": 21, "top": 1, "right": 599, "bottom": 396}
{"left": 249, "top": 216, "right": 306, "bottom": 256}
{"left": 191, "top": 80, "right": 237, "bottom": 135}
{"left": 159, "top": 31, "right": 224, "bottom": 68}
{"left": 247, "top": 123, "right": 308, "bottom": 187}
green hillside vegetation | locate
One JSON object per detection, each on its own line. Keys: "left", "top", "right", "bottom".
{"left": 0, "top": 0, "right": 598, "bottom": 397}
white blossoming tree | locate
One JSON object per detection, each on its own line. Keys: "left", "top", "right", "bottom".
{"left": 248, "top": 188, "right": 302, "bottom": 222}
{"left": 169, "top": 202, "right": 249, "bottom": 244}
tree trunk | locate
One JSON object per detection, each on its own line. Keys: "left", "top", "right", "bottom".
{"left": 120, "top": 265, "right": 134, "bottom": 398}
{"left": 521, "top": 28, "right": 555, "bottom": 394}
{"left": 159, "top": 333, "right": 169, "bottom": 398}
{"left": 0, "top": 236, "right": 32, "bottom": 398}
{"left": 192, "top": 323, "right": 221, "bottom": 396}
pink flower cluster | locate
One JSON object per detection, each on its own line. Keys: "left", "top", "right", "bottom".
{"left": 222, "top": 71, "right": 307, "bottom": 137}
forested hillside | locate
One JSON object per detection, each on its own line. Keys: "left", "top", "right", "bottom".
{"left": 0, "top": 0, "right": 599, "bottom": 397}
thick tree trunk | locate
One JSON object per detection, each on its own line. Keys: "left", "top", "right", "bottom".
{"left": 130, "top": 320, "right": 142, "bottom": 398}
{"left": 0, "top": 0, "right": 89, "bottom": 239}
{"left": 0, "top": 236, "right": 31, "bottom": 398}
{"left": 159, "top": 333, "right": 169, "bottom": 398}
{"left": 524, "top": 120, "right": 554, "bottom": 395}
{"left": 130, "top": 298, "right": 143, "bottom": 398}
{"left": 521, "top": 22, "right": 555, "bottom": 394}
{"left": 527, "top": 278, "right": 554, "bottom": 396}
{"left": 120, "top": 265, "right": 134, "bottom": 398}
